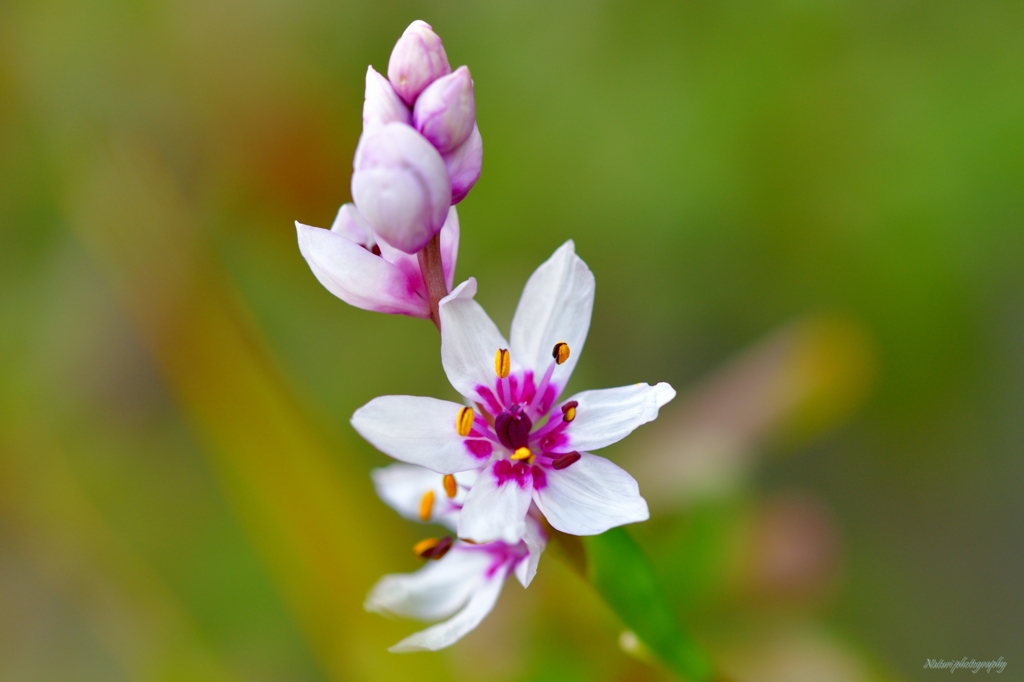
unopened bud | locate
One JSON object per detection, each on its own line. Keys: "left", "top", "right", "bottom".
{"left": 363, "top": 66, "right": 410, "bottom": 129}
{"left": 413, "top": 66, "right": 475, "bottom": 154}
{"left": 387, "top": 20, "right": 451, "bottom": 105}
{"left": 351, "top": 122, "right": 452, "bottom": 253}
{"left": 443, "top": 123, "right": 482, "bottom": 204}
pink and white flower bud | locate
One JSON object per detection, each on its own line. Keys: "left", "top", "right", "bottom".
{"left": 413, "top": 66, "right": 475, "bottom": 154}
{"left": 363, "top": 66, "right": 410, "bottom": 129}
{"left": 352, "top": 122, "right": 452, "bottom": 253}
{"left": 387, "top": 20, "right": 451, "bottom": 105}
{"left": 442, "top": 123, "right": 482, "bottom": 204}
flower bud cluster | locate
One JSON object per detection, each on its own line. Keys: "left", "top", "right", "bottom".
{"left": 355, "top": 20, "right": 482, "bottom": 253}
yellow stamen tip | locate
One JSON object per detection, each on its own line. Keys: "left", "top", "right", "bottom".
{"left": 443, "top": 474, "right": 457, "bottom": 498}
{"left": 495, "top": 348, "right": 511, "bottom": 378}
{"left": 552, "top": 341, "right": 570, "bottom": 365}
{"left": 563, "top": 406, "right": 576, "bottom": 422}
{"left": 413, "top": 537, "right": 440, "bottom": 557}
{"left": 511, "top": 447, "right": 532, "bottom": 461}
{"left": 456, "top": 406, "right": 474, "bottom": 437}
{"left": 418, "top": 490, "right": 435, "bottom": 522}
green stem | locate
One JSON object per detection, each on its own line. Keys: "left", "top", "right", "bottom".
{"left": 583, "top": 528, "right": 719, "bottom": 681}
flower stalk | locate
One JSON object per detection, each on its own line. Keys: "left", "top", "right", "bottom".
{"left": 294, "top": 19, "right": 725, "bottom": 679}
{"left": 417, "top": 231, "right": 449, "bottom": 329}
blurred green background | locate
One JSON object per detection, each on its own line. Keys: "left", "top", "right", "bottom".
{"left": 1, "top": 0, "right": 1022, "bottom": 680}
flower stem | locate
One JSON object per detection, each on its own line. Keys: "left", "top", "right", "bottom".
{"left": 417, "top": 232, "right": 448, "bottom": 330}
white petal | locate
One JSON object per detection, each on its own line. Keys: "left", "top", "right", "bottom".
{"left": 296, "top": 221, "right": 427, "bottom": 317}
{"left": 457, "top": 460, "right": 532, "bottom": 544}
{"left": 371, "top": 464, "right": 476, "bottom": 531}
{"left": 351, "top": 396, "right": 484, "bottom": 473}
{"left": 510, "top": 240, "right": 594, "bottom": 388}
{"left": 563, "top": 382, "right": 676, "bottom": 452}
{"left": 439, "top": 279, "right": 511, "bottom": 400}
{"left": 388, "top": 565, "right": 508, "bottom": 652}
{"left": 515, "top": 516, "right": 548, "bottom": 588}
{"left": 533, "top": 453, "right": 649, "bottom": 536}
{"left": 365, "top": 546, "right": 492, "bottom": 621}
{"left": 329, "top": 203, "right": 375, "bottom": 247}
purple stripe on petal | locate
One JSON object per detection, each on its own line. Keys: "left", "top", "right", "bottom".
{"left": 493, "top": 460, "right": 531, "bottom": 488}
{"left": 530, "top": 465, "right": 547, "bottom": 490}
{"left": 464, "top": 439, "right": 493, "bottom": 459}
{"left": 507, "top": 373, "right": 519, "bottom": 404}
{"left": 536, "top": 383, "right": 559, "bottom": 415}
{"left": 475, "top": 385, "right": 502, "bottom": 415}
{"left": 539, "top": 431, "right": 569, "bottom": 453}
{"left": 518, "top": 371, "right": 536, "bottom": 406}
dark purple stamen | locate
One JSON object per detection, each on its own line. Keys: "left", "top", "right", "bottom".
{"left": 419, "top": 536, "right": 453, "bottom": 560}
{"left": 551, "top": 451, "right": 581, "bottom": 470}
{"left": 494, "top": 407, "right": 533, "bottom": 450}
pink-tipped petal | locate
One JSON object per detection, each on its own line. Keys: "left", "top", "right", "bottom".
{"left": 562, "top": 382, "right": 676, "bottom": 452}
{"left": 413, "top": 66, "right": 476, "bottom": 154}
{"left": 387, "top": 20, "right": 451, "bottom": 105}
{"left": 443, "top": 123, "right": 482, "bottom": 204}
{"left": 351, "top": 395, "right": 485, "bottom": 473}
{"left": 352, "top": 123, "right": 451, "bottom": 254}
{"left": 363, "top": 65, "right": 411, "bottom": 128}
{"left": 296, "top": 221, "right": 427, "bottom": 317}
{"left": 532, "top": 453, "right": 649, "bottom": 536}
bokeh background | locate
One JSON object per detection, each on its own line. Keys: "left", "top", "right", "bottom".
{"left": 1, "top": 1, "right": 1022, "bottom": 680}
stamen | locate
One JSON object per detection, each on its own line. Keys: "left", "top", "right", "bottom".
{"left": 561, "top": 400, "right": 578, "bottom": 422}
{"left": 418, "top": 490, "right": 435, "bottom": 521}
{"left": 511, "top": 447, "right": 532, "bottom": 461}
{"left": 552, "top": 451, "right": 581, "bottom": 470}
{"left": 552, "top": 341, "right": 570, "bottom": 365}
{"left": 443, "top": 474, "right": 457, "bottom": 498}
{"left": 495, "top": 348, "right": 511, "bottom": 378}
{"left": 413, "top": 536, "right": 453, "bottom": 560}
{"left": 456, "top": 406, "right": 475, "bottom": 436}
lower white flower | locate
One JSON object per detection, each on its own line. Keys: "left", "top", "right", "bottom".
{"left": 365, "top": 514, "right": 546, "bottom": 652}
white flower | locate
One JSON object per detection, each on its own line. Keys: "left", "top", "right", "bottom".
{"left": 352, "top": 241, "right": 672, "bottom": 543}
{"left": 367, "top": 462, "right": 545, "bottom": 652}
